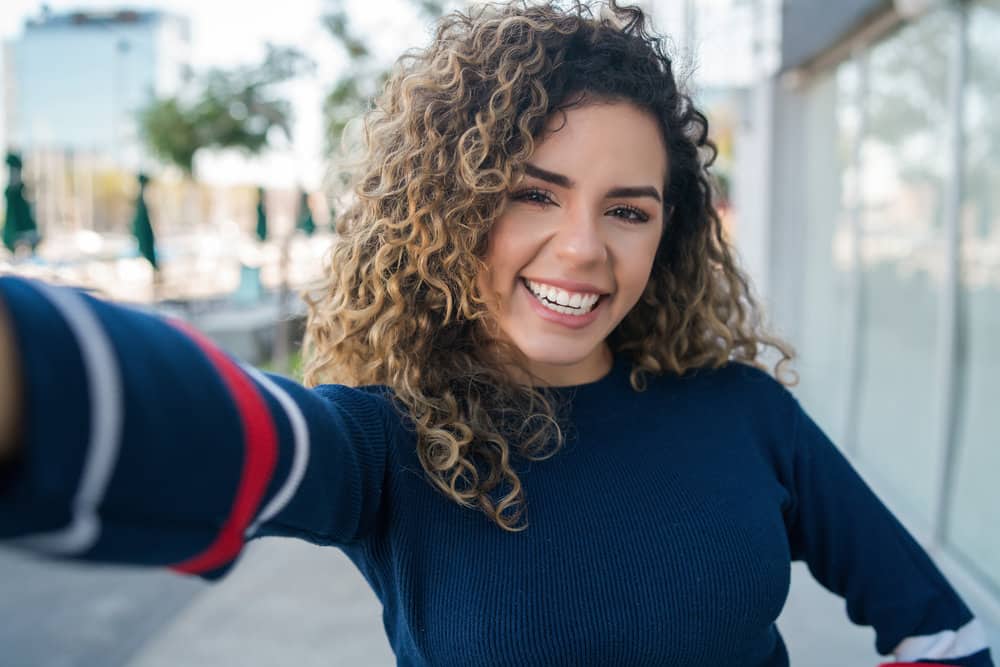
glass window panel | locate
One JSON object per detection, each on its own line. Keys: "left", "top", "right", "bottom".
{"left": 794, "top": 62, "right": 859, "bottom": 443}
{"left": 854, "top": 11, "right": 955, "bottom": 521}
{"left": 947, "top": 0, "right": 1000, "bottom": 595}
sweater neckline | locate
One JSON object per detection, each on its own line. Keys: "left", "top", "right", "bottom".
{"left": 542, "top": 353, "right": 631, "bottom": 397}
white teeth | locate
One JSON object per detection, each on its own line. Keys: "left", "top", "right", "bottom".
{"left": 524, "top": 279, "right": 603, "bottom": 316}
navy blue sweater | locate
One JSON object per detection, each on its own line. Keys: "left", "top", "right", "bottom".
{"left": 0, "top": 275, "right": 993, "bottom": 666}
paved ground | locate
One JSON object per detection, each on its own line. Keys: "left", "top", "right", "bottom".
{"left": 0, "top": 548, "right": 202, "bottom": 667}
{"left": 128, "top": 539, "right": 394, "bottom": 667}
{"left": 2, "top": 536, "right": 895, "bottom": 667}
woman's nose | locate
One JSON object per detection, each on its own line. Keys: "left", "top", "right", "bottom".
{"left": 553, "top": 208, "right": 607, "bottom": 266}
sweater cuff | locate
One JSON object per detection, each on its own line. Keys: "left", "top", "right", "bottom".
{"left": 0, "top": 277, "right": 94, "bottom": 539}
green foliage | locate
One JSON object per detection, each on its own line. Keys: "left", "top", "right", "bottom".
{"left": 320, "top": 2, "right": 378, "bottom": 154}
{"left": 138, "top": 45, "right": 316, "bottom": 175}
{"left": 322, "top": 72, "right": 392, "bottom": 148}
{"left": 322, "top": 12, "right": 369, "bottom": 59}
{"left": 320, "top": 0, "right": 452, "bottom": 154}
{"left": 139, "top": 98, "right": 199, "bottom": 175}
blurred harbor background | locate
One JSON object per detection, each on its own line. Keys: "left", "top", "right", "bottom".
{"left": 0, "top": 0, "right": 998, "bottom": 665}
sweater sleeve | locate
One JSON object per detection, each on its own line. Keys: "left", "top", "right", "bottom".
{"left": 782, "top": 393, "right": 994, "bottom": 666}
{"left": 0, "top": 275, "right": 393, "bottom": 580}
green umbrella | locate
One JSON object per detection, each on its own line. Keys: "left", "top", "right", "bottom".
{"left": 132, "top": 173, "right": 158, "bottom": 270}
{"left": 2, "top": 152, "right": 39, "bottom": 254}
{"left": 255, "top": 186, "right": 268, "bottom": 242}
{"left": 296, "top": 189, "right": 315, "bottom": 236}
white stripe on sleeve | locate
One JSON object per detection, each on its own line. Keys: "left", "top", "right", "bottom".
{"left": 893, "top": 617, "right": 989, "bottom": 662}
{"left": 18, "top": 282, "right": 124, "bottom": 555}
{"left": 242, "top": 366, "right": 310, "bottom": 537}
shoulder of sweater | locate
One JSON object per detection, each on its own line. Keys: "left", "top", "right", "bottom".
{"left": 644, "top": 359, "right": 800, "bottom": 431}
{"left": 311, "top": 382, "right": 417, "bottom": 449}
{"left": 667, "top": 359, "right": 791, "bottom": 398}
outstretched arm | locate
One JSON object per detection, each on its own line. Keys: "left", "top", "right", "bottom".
{"left": 0, "top": 276, "right": 396, "bottom": 580}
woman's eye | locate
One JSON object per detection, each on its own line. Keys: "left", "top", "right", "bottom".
{"left": 608, "top": 205, "right": 650, "bottom": 223}
{"left": 510, "top": 188, "right": 555, "bottom": 206}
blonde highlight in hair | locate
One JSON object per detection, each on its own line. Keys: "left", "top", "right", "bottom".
{"left": 303, "top": 0, "right": 795, "bottom": 532}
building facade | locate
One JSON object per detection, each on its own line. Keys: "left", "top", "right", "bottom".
{"left": 739, "top": 0, "right": 1000, "bottom": 646}
{"left": 3, "top": 8, "right": 190, "bottom": 170}
{"left": 1, "top": 9, "right": 190, "bottom": 234}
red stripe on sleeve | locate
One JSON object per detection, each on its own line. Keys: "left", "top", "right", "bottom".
{"left": 166, "top": 321, "right": 279, "bottom": 575}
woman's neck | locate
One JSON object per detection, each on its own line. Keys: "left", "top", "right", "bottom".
{"left": 506, "top": 342, "right": 614, "bottom": 388}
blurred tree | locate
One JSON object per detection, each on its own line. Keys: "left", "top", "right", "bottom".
{"left": 139, "top": 45, "right": 316, "bottom": 175}
{"left": 321, "top": 0, "right": 454, "bottom": 153}
{"left": 2, "top": 152, "right": 39, "bottom": 254}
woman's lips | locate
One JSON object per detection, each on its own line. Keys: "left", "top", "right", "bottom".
{"left": 520, "top": 278, "right": 607, "bottom": 329}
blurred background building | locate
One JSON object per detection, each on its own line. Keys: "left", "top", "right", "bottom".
{"left": 4, "top": 8, "right": 190, "bottom": 173}
{"left": 2, "top": 8, "right": 191, "bottom": 234}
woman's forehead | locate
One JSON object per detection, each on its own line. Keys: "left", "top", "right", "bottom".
{"left": 526, "top": 102, "right": 668, "bottom": 183}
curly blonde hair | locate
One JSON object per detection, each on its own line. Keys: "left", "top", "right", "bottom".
{"left": 303, "top": 0, "right": 795, "bottom": 531}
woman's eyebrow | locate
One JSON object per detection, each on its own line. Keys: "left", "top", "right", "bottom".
{"left": 523, "top": 163, "right": 662, "bottom": 203}
{"left": 606, "top": 186, "right": 662, "bottom": 203}
{"left": 524, "top": 163, "right": 573, "bottom": 188}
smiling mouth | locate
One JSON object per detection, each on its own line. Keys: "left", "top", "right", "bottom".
{"left": 521, "top": 278, "right": 607, "bottom": 316}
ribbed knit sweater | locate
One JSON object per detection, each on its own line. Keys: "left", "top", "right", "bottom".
{"left": 0, "top": 275, "right": 994, "bottom": 666}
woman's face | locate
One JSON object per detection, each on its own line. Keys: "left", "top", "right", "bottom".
{"left": 479, "top": 101, "right": 667, "bottom": 386}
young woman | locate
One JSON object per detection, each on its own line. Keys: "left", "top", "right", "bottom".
{"left": 0, "top": 1, "right": 993, "bottom": 665}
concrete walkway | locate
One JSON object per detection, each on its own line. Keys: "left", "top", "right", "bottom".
{"left": 128, "top": 539, "right": 394, "bottom": 667}
{"left": 0, "top": 548, "right": 201, "bottom": 667}
{"left": 4, "top": 535, "right": 968, "bottom": 666}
